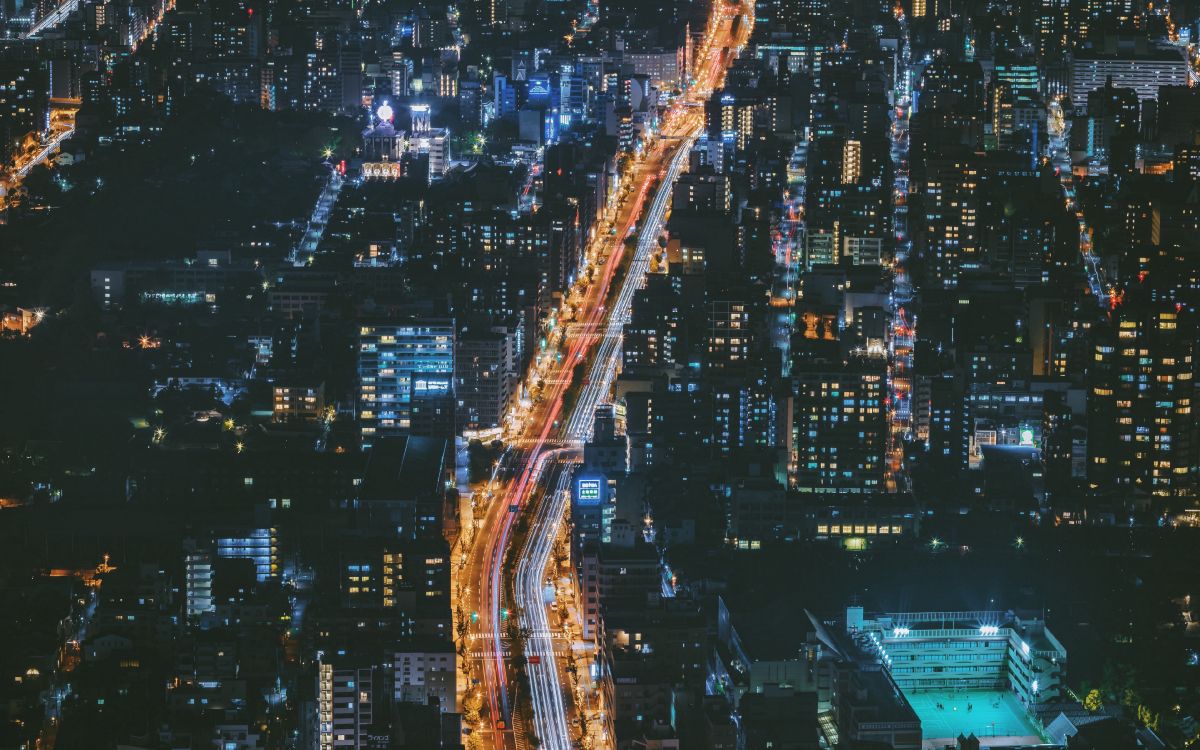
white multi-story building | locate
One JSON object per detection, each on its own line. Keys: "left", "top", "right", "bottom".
{"left": 845, "top": 606, "right": 1067, "bottom": 706}
{"left": 393, "top": 640, "right": 457, "bottom": 712}
{"left": 1070, "top": 51, "right": 1188, "bottom": 104}
{"left": 625, "top": 48, "right": 682, "bottom": 90}
{"left": 316, "top": 660, "right": 378, "bottom": 750}
{"left": 184, "top": 542, "right": 214, "bottom": 620}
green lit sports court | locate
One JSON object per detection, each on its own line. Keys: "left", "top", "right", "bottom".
{"left": 904, "top": 690, "right": 1045, "bottom": 747}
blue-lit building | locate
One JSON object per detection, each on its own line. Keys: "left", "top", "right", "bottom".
{"left": 216, "top": 528, "right": 278, "bottom": 582}
{"left": 571, "top": 473, "right": 615, "bottom": 549}
{"left": 844, "top": 607, "right": 1066, "bottom": 733}
{"left": 818, "top": 607, "right": 1069, "bottom": 747}
{"left": 358, "top": 319, "right": 455, "bottom": 448}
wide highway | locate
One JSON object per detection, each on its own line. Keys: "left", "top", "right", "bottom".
{"left": 457, "top": 4, "right": 751, "bottom": 748}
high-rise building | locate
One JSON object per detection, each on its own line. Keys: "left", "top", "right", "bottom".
{"left": 1070, "top": 50, "right": 1189, "bottom": 104}
{"left": 918, "top": 59, "right": 985, "bottom": 114}
{"left": 710, "top": 370, "right": 780, "bottom": 454}
{"left": 393, "top": 639, "right": 457, "bottom": 712}
{"left": 184, "top": 540, "right": 215, "bottom": 620}
{"left": 471, "top": 0, "right": 499, "bottom": 27}
{"left": 672, "top": 168, "right": 731, "bottom": 213}
{"left": 1041, "top": 390, "right": 1075, "bottom": 497}
{"left": 340, "top": 539, "right": 452, "bottom": 627}
{"left": 357, "top": 320, "right": 455, "bottom": 448}
{"left": 708, "top": 91, "right": 756, "bottom": 151}
{"left": 0, "top": 55, "right": 46, "bottom": 161}
{"left": 210, "top": 0, "right": 261, "bottom": 58}
{"left": 994, "top": 61, "right": 1041, "bottom": 100}
{"left": 1036, "top": 0, "right": 1069, "bottom": 57}
{"left": 923, "top": 148, "right": 980, "bottom": 288}
{"left": 316, "top": 659, "right": 380, "bottom": 750}
{"left": 1087, "top": 305, "right": 1196, "bottom": 499}
{"left": 841, "top": 139, "right": 862, "bottom": 184}
{"left": 706, "top": 301, "right": 753, "bottom": 371}
{"left": 790, "top": 357, "right": 886, "bottom": 493}
{"left": 622, "top": 274, "right": 689, "bottom": 371}
{"left": 455, "top": 323, "right": 518, "bottom": 433}
{"left": 215, "top": 527, "right": 278, "bottom": 582}
{"left": 1085, "top": 79, "right": 1139, "bottom": 174}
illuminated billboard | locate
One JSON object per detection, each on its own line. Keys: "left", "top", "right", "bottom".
{"left": 413, "top": 377, "right": 452, "bottom": 395}
{"left": 527, "top": 75, "right": 552, "bottom": 102}
{"left": 576, "top": 478, "right": 602, "bottom": 505}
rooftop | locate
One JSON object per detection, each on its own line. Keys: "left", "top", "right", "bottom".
{"left": 360, "top": 436, "right": 448, "bottom": 502}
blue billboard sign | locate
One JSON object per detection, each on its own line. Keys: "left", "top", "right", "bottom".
{"left": 576, "top": 478, "right": 602, "bottom": 505}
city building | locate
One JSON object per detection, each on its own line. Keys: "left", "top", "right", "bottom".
{"left": 393, "top": 638, "right": 457, "bottom": 713}
{"left": 454, "top": 323, "right": 519, "bottom": 433}
{"left": 1087, "top": 305, "right": 1196, "bottom": 500}
{"left": 837, "top": 606, "right": 1067, "bottom": 746}
{"left": 315, "top": 658, "right": 381, "bottom": 749}
{"left": 790, "top": 357, "right": 887, "bottom": 494}
{"left": 1070, "top": 50, "right": 1188, "bottom": 104}
{"left": 357, "top": 319, "right": 455, "bottom": 447}
{"left": 0, "top": 54, "right": 46, "bottom": 161}
{"left": 846, "top": 606, "right": 1066, "bottom": 699}
{"left": 360, "top": 102, "right": 450, "bottom": 182}
{"left": 273, "top": 381, "right": 326, "bottom": 422}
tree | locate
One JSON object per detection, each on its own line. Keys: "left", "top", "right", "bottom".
{"left": 1101, "top": 660, "right": 1140, "bottom": 708}
{"left": 1084, "top": 689, "right": 1103, "bottom": 712}
{"left": 463, "top": 688, "right": 484, "bottom": 724}
{"left": 1138, "top": 704, "right": 1160, "bottom": 731}
{"left": 467, "top": 439, "right": 504, "bottom": 483}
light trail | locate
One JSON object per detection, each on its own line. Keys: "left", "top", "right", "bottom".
{"left": 2, "top": 116, "right": 76, "bottom": 211}
{"left": 15, "top": 126, "right": 75, "bottom": 178}
{"left": 469, "top": 8, "right": 752, "bottom": 747}
{"left": 1046, "top": 98, "right": 1111, "bottom": 307}
{"left": 887, "top": 11, "right": 914, "bottom": 486}
{"left": 515, "top": 121, "right": 696, "bottom": 750}
{"left": 565, "top": 132, "right": 696, "bottom": 441}
{"left": 515, "top": 461, "right": 576, "bottom": 750}
{"left": 479, "top": 143, "right": 663, "bottom": 738}
{"left": 24, "top": 0, "right": 80, "bottom": 37}
{"left": 511, "top": 11, "right": 746, "bottom": 747}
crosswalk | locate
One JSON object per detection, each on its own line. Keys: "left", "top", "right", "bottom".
{"left": 468, "top": 649, "right": 572, "bottom": 659}
{"left": 468, "top": 630, "right": 571, "bottom": 641}
{"left": 466, "top": 630, "right": 573, "bottom": 659}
